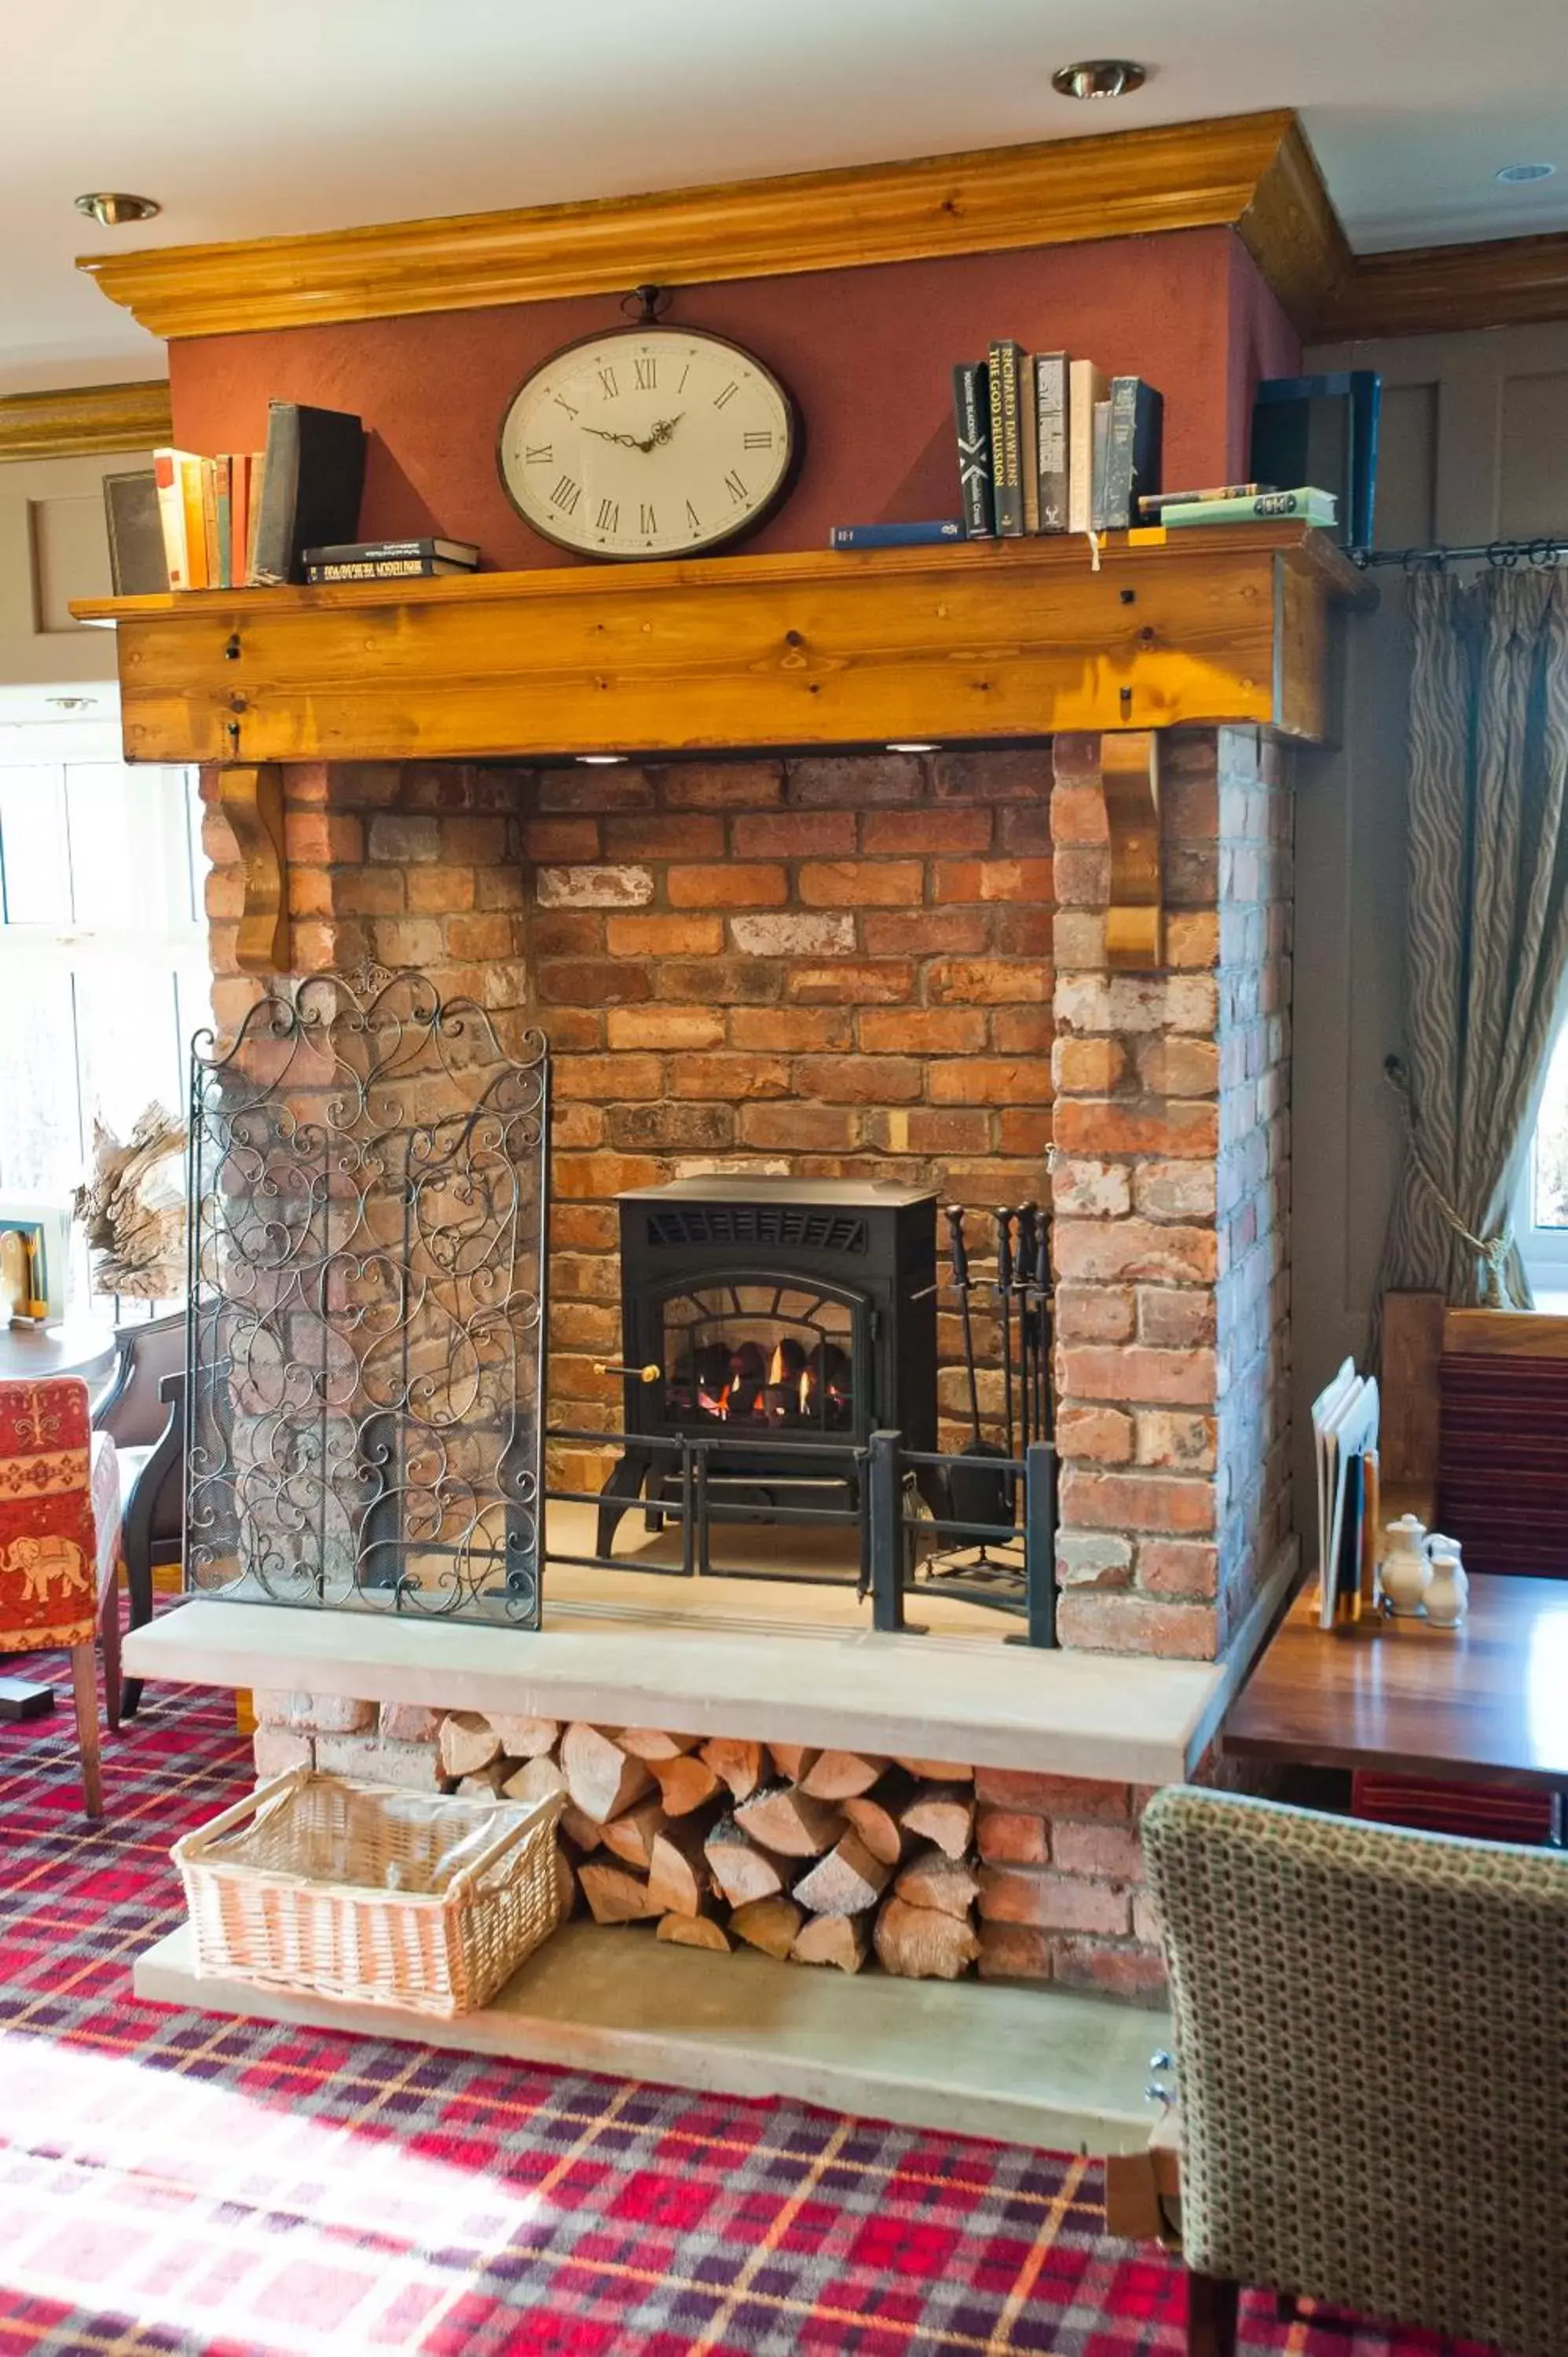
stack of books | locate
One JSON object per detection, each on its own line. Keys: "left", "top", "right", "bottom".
{"left": 1134, "top": 485, "right": 1338, "bottom": 530}
{"left": 302, "top": 538, "right": 479, "bottom": 583}
{"left": 958, "top": 345, "right": 1162, "bottom": 538}
{"left": 152, "top": 401, "right": 365, "bottom": 590}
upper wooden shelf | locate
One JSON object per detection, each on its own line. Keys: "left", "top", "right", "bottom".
{"left": 73, "top": 522, "right": 1370, "bottom": 770}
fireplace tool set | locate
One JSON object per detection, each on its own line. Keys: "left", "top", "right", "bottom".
{"left": 936, "top": 1202, "right": 1053, "bottom": 1572}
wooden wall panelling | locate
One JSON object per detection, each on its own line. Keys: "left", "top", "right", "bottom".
{"left": 75, "top": 526, "right": 1367, "bottom": 768}
{"left": 0, "top": 449, "right": 147, "bottom": 689}
{"left": 0, "top": 381, "right": 172, "bottom": 463}
{"left": 1379, "top": 1289, "right": 1445, "bottom": 1486}
{"left": 76, "top": 111, "right": 1344, "bottom": 340}
{"left": 1319, "top": 229, "right": 1568, "bottom": 343}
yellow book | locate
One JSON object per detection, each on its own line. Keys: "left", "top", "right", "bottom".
{"left": 178, "top": 455, "right": 208, "bottom": 589}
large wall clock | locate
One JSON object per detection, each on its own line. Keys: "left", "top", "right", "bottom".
{"left": 497, "top": 317, "right": 800, "bottom": 561}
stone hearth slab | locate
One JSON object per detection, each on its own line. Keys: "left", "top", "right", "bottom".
{"left": 123, "top": 1596, "right": 1224, "bottom": 1783}
{"left": 136, "top": 1919, "right": 1169, "bottom": 2152}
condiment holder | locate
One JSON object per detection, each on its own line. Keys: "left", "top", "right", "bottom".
{"left": 1423, "top": 1534, "right": 1469, "bottom": 1629}
{"left": 1379, "top": 1514, "right": 1433, "bottom": 1617}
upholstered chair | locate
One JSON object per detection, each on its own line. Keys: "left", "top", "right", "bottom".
{"left": 0, "top": 1376, "right": 124, "bottom": 1816}
{"left": 1141, "top": 1786, "right": 1568, "bottom": 2357}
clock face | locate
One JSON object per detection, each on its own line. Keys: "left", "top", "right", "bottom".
{"left": 497, "top": 327, "right": 797, "bottom": 560}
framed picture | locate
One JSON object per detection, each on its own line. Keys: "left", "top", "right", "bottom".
{"left": 0, "top": 1202, "right": 69, "bottom": 1324}
{"left": 103, "top": 468, "right": 170, "bottom": 596}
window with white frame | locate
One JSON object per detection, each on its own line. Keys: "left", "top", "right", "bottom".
{"left": 0, "top": 718, "right": 207, "bottom": 1302}
{"left": 1514, "top": 990, "right": 1568, "bottom": 1307}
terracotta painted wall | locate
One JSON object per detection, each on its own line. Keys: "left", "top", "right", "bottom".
{"left": 170, "top": 225, "right": 1298, "bottom": 571}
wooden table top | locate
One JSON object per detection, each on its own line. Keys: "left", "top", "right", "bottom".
{"left": 0, "top": 1321, "right": 117, "bottom": 1387}
{"left": 1223, "top": 1573, "right": 1568, "bottom": 1789}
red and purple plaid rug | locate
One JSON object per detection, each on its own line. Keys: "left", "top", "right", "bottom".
{"left": 0, "top": 1656, "right": 1488, "bottom": 2356}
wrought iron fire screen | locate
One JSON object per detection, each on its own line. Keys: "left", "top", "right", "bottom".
{"left": 185, "top": 969, "right": 550, "bottom": 1627}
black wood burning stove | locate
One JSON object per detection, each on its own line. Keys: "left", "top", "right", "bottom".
{"left": 595, "top": 1176, "right": 937, "bottom": 1553}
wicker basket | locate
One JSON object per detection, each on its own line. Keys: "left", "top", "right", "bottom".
{"left": 173, "top": 1769, "right": 566, "bottom": 2018}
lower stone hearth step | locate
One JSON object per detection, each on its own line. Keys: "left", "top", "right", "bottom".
{"left": 136, "top": 1919, "right": 1168, "bottom": 2154}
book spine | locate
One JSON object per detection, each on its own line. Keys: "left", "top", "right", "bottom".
{"left": 178, "top": 456, "right": 207, "bottom": 589}
{"left": 214, "top": 455, "right": 232, "bottom": 590}
{"left": 251, "top": 405, "right": 302, "bottom": 586}
{"left": 200, "top": 460, "right": 219, "bottom": 588}
{"left": 306, "top": 539, "right": 478, "bottom": 564}
{"left": 987, "top": 342, "right": 1024, "bottom": 537}
{"left": 1161, "top": 488, "right": 1337, "bottom": 526}
{"left": 1139, "top": 482, "right": 1267, "bottom": 513}
{"left": 152, "top": 451, "right": 189, "bottom": 592}
{"left": 229, "top": 454, "right": 248, "bottom": 589}
{"left": 306, "top": 556, "right": 463, "bottom": 578}
{"left": 244, "top": 450, "right": 265, "bottom": 585}
{"left": 1067, "top": 361, "right": 1105, "bottom": 534}
{"left": 1034, "top": 355, "right": 1068, "bottom": 532}
{"left": 1090, "top": 400, "right": 1112, "bottom": 532}
{"left": 1101, "top": 379, "right": 1139, "bottom": 530}
{"left": 951, "top": 363, "right": 994, "bottom": 538}
{"left": 1019, "top": 354, "right": 1039, "bottom": 534}
{"left": 828, "top": 521, "right": 965, "bottom": 549}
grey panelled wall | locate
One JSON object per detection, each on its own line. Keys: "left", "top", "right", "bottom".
{"left": 1290, "top": 321, "right": 1568, "bottom": 1531}
{"left": 0, "top": 448, "right": 153, "bottom": 689}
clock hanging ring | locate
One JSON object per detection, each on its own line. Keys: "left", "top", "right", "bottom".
{"left": 496, "top": 287, "right": 803, "bottom": 562}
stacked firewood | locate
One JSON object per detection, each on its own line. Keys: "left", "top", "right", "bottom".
{"left": 436, "top": 1712, "right": 981, "bottom": 1978}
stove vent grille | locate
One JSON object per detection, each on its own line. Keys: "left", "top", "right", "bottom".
{"left": 644, "top": 1206, "right": 870, "bottom": 1255}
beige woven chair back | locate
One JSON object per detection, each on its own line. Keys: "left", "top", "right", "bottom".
{"left": 1141, "top": 1787, "right": 1568, "bottom": 2357}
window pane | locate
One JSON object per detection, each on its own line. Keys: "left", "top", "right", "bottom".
{"left": 64, "top": 764, "right": 143, "bottom": 930}
{"left": 0, "top": 962, "right": 80, "bottom": 1190}
{"left": 1531, "top": 1023, "right": 1568, "bottom": 1230}
{"left": 74, "top": 961, "right": 185, "bottom": 1143}
{"left": 0, "top": 768, "right": 71, "bottom": 926}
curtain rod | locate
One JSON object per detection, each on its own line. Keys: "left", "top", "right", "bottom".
{"left": 1351, "top": 536, "right": 1568, "bottom": 573}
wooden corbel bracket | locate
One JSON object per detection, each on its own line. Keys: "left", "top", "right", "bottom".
{"left": 216, "top": 764, "right": 289, "bottom": 974}
{"left": 1101, "top": 729, "right": 1163, "bottom": 970}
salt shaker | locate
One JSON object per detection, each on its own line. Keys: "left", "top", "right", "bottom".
{"left": 1423, "top": 1536, "right": 1468, "bottom": 1629}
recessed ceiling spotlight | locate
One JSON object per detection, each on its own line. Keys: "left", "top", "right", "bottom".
{"left": 46, "top": 695, "right": 97, "bottom": 710}
{"left": 1051, "top": 59, "right": 1146, "bottom": 101}
{"left": 577, "top": 753, "right": 627, "bottom": 765}
{"left": 886, "top": 741, "right": 939, "bottom": 754}
{"left": 74, "top": 191, "right": 162, "bottom": 227}
{"left": 1495, "top": 161, "right": 1556, "bottom": 185}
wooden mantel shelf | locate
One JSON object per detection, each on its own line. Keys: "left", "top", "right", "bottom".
{"left": 74, "top": 522, "right": 1368, "bottom": 769}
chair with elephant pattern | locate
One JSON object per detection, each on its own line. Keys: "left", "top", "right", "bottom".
{"left": 0, "top": 1376, "right": 123, "bottom": 1816}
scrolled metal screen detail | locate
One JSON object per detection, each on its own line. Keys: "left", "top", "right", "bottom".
{"left": 186, "top": 970, "right": 550, "bottom": 1628}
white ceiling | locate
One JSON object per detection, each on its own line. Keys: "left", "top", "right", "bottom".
{"left": 9, "top": 0, "right": 1568, "bottom": 393}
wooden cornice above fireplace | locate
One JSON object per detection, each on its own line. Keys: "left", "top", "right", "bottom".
{"left": 74, "top": 522, "right": 1367, "bottom": 768}
{"left": 75, "top": 109, "right": 1347, "bottom": 339}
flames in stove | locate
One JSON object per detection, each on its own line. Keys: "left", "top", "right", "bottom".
{"left": 668, "top": 1333, "right": 853, "bottom": 1429}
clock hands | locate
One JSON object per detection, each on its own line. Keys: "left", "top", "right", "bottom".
{"left": 581, "top": 413, "right": 685, "bottom": 454}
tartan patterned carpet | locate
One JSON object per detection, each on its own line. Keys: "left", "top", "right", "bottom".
{"left": 0, "top": 1656, "right": 1489, "bottom": 2357}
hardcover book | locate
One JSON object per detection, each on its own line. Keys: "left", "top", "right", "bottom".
{"left": 1033, "top": 353, "right": 1068, "bottom": 532}
{"left": 305, "top": 537, "right": 480, "bottom": 567}
{"left": 1160, "top": 486, "right": 1338, "bottom": 528}
{"left": 987, "top": 339, "right": 1026, "bottom": 537}
{"left": 828, "top": 521, "right": 965, "bottom": 549}
{"left": 305, "top": 556, "right": 487, "bottom": 580}
{"left": 951, "top": 363, "right": 994, "bottom": 538}
{"left": 152, "top": 449, "right": 195, "bottom": 591}
{"left": 1018, "top": 353, "right": 1040, "bottom": 534}
{"left": 251, "top": 402, "right": 367, "bottom": 586}
{"left": 1100, "top": 378, "right": 1163, "bottom": 530}
{"left": 103, "top": 469, "right": 169, "bottom": 596}
{"left": 1067, "top": 360, "right": 1108, "bottom": 533}
{"left": 1090, "top": 399, "right": 1112, "bottom": 532}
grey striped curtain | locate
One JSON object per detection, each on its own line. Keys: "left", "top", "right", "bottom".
{"left": 1381, "top": 567, "right": 1568, "bottom": 1307}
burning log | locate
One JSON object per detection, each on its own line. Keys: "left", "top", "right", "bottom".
{"left": 900, "top": 1782, "right": 976, "bottom": 1861}
{"left": 729, "top": 1896, "right": 804, "bottom": 1959}
{"left": 735, "top": 1781, "right": 844, "bottom": 1858}
{"left": 874, "top": 1896, "right": 980, "bottom": 1980}
{"left": 561, "top": 1724, "right": 655, "bottom": 1824}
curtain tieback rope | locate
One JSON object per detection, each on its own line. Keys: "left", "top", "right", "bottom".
{"left": 1383, "top": 1055, "right": 1515, "bottom": 1308}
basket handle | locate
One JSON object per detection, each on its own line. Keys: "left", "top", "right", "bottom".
{"left": 446, "top": 1791, "right": 563, "bottom": 1898}
{"left": 169, "top": 1767, "right": 309, "bottom": 1867}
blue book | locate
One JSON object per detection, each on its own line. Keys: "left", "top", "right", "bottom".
{"left": 829, "top": 521, "right": 966, "bottom": 549}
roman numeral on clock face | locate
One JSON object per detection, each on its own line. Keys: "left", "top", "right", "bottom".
{"left": 551, "top": 475, "right": 582, "bottom": 515}
{"left": 597, "top": 365, "right": 619, "bottom": 399}
{"left": 685, "top": 499, "right": 702, "bottom": 531}
{"left": 596, "top": 497, "right": 619, "bottom": 532}
{"left": 634, "top": 357, "right": 657, "bottom": 390}
{"left": 713, "top": 382, "right": 738, "bottom": 409}
{"left": 525, "top": 444, "right": 551, "bottom": 465}
{"left": 553, "top": 394, "right": 580, "bottom": 418}
{"left": 724, "top": 470, "right": 748, "bottom": 504}
{"left": 640, "top": 503, "right": 658, "bottom": 535}
{"left": 743, "top": 431, "right": 772, "bottom": 450}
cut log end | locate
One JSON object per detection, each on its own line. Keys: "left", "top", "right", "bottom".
{"left": 438, "top": 1710, "right": 503, "bottom": 1780}
{"left": 578, "top": 1860, "right": 661, "bottom": 1925}
{"left": 735, "top": 1780, "right": 845, "bottom": 1859}
{"left": 793, "top": 1830, "right": 891, "bottom": 1918}
{"left": 700, "top": 1736, "right": 764, "bottom": 1802}
{"left": 874, "top": 1895, "right": 980, "bottom": 1980}
{"left": 894, "top": 1845, "right": 980, "bottom": 1919}
{"left": 790, "top": 1912, "right": 868, "bottom": 1973}
{"left": 705, "top": 1814, "right": 785, "bottom": 1907}
{"left": 728, "top": 1895, "right": 804, "bottom": 1960}
{"left": 798, "top": 1748, "right": 888, "bottom": 1802}
{"left": 650, "top": 1754, "right": 724, "bottom": 1816}
{"left": 562, "top": 1721, "right": 655, "bottom": 1824}
{"left": 657, "top": 1912, "right": 731, "bottom": 1952}
{"left": 900, "top": 1781, "right": 976, "bottom": 1862}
